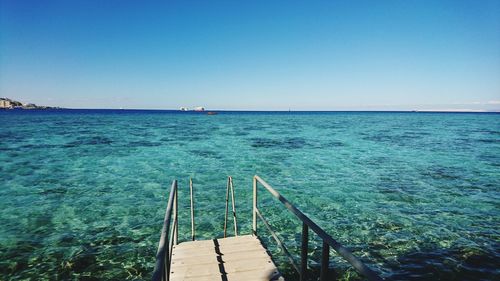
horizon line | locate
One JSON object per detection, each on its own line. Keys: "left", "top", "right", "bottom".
{"left": 4, "top": 108, "right": 499, "bottom": 113}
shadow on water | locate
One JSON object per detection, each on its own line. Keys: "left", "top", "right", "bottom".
{"left": 273, "top": 244, "right": 499, "bottom": 281}
{"left": 383, "top": 245, "right": 500, "bottom": 281}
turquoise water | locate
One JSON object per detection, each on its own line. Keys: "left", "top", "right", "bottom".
{"left": 0, "top": 110, "right": 498, "bottom": 281}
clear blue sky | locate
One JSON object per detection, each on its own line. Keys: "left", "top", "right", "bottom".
{"left": 1, "top": 0, "right": 499, "bottom": 110}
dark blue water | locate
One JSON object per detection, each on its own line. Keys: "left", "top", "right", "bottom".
{"left": 0, "top": 110, "right": 498, "bottom": 280}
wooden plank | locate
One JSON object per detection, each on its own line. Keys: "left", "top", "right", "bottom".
{"left": 173, "top": 244, "right": 266, "bottom": 256}
{"left": 171, "top": 250, "right": 270, "bottom": 266}
{"left": 170, "top": 257, "right": 276, "bottom": 277}
{"left": 173, "top": 240, "right": 263, "bottom": 253}
{"left": 172, "top": 240, "right": 265, "bottom": 256}
{"left": 173, "top": 235, "right": 256, "bottom": 249}
{"left": 173, "top": 242, "right": 264, "bottom": 256}
{"left": 172, "top": 255, "right": 275, "bottom": 271}
{"left": 170, "top": 235, "right": 283, "bottom": 281}
{"left": 171, "top": 268, "right": 284, "bottom": 281}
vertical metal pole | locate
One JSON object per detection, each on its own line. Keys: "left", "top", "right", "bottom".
{"left": 173, "top": 183, "right": 178, "bottom": 245}
{"left": 320, "top": 240, "right": 330, "bottom": 281}
{"left": 252, "top": 176, "right": 257, "bottom": 235}
{"left": 165, "top": 179, "right": 177, "bottom": 281}
{"left": 230, "top": 176, "right": 238, "bottom": 236}
{"left": 189, "top": 178, "right": 195, "bottom": 241}
{"left": 224, "top": 177, "right": 230, "bottom": 238}
{"left": 300, "top": 222, "right": 308, "bottom": 281}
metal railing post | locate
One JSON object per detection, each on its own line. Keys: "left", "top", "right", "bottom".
{"left": 173, "top": 185, "right": 178, "bottom": 246}
{"left": 320, "top": 240, "right": 330, "bottom": 281}
{"left": 252, "top": 176, "right": 258, "bottom": 235}
{"left": 224, "top": 176, "right": 239, "bottom": 237}
{"left": 189, "top": 178, "right": 195, "bottom": 241}
{"left": 300, "top": 222, "right": 308, "bottom": 281}
{"left": 230, "top": 177, "right": 238, "bottom": 236}
{"left": 224, "top": 177, "right": 230, "bottom": 237}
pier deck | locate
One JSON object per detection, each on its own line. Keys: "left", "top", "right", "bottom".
{"left": 169, "top": 235, "right": 283, "bottom": 281}
{"left": 152, "top": 176, "right": 383, "bottom": 281}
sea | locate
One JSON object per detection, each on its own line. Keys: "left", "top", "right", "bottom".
{"left": 0, "top": 110, "right": 498, "bottom": 280}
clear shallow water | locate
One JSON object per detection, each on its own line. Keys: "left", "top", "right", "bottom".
{"left": 0, "top": 110, "right": 498, "bottom": 281}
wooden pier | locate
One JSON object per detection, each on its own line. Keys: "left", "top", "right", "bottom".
{"left": 152, "top": 176, "right": 383, "bottom": 281}
{"left": 170, "top": 235, "right": 282, "bottom": 281}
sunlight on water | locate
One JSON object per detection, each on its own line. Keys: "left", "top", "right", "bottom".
{"left": 0, "top": 110, "right": 498, "bottom": 280}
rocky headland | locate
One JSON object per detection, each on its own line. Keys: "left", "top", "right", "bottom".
{"left": 0, "top": 98, "right": 60, "bottom": 110}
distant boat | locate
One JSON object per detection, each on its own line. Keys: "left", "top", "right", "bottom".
{"left": 207, "top": 111, "right": 217, "bottom": 115}
{"left": 194, "top": 106, "right": 205, "bottom": 112}
{"left": 179, "top": 107, "right": 189, "bottom": 111}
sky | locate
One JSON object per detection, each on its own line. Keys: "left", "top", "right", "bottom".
{"left": 1, "top": 0, "right": 499, "bottom": 110}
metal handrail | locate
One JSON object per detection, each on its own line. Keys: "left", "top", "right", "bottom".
{"left": 189, "top": 178, "right": 195, "bottom": 241}
{"left": 255, "top": 208, "right": 299, "bottom": 273}
{"left": 224, "top": 176, "right": 238, "bottom": 237}
{"left": 252, "top": 175, "right": 383, "bottom": 281}
{"left": 152, "top": 180, "right": 178, "bottom": 281}
{"left": 153, "top": 177, "right": 239, "bottom": 281}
